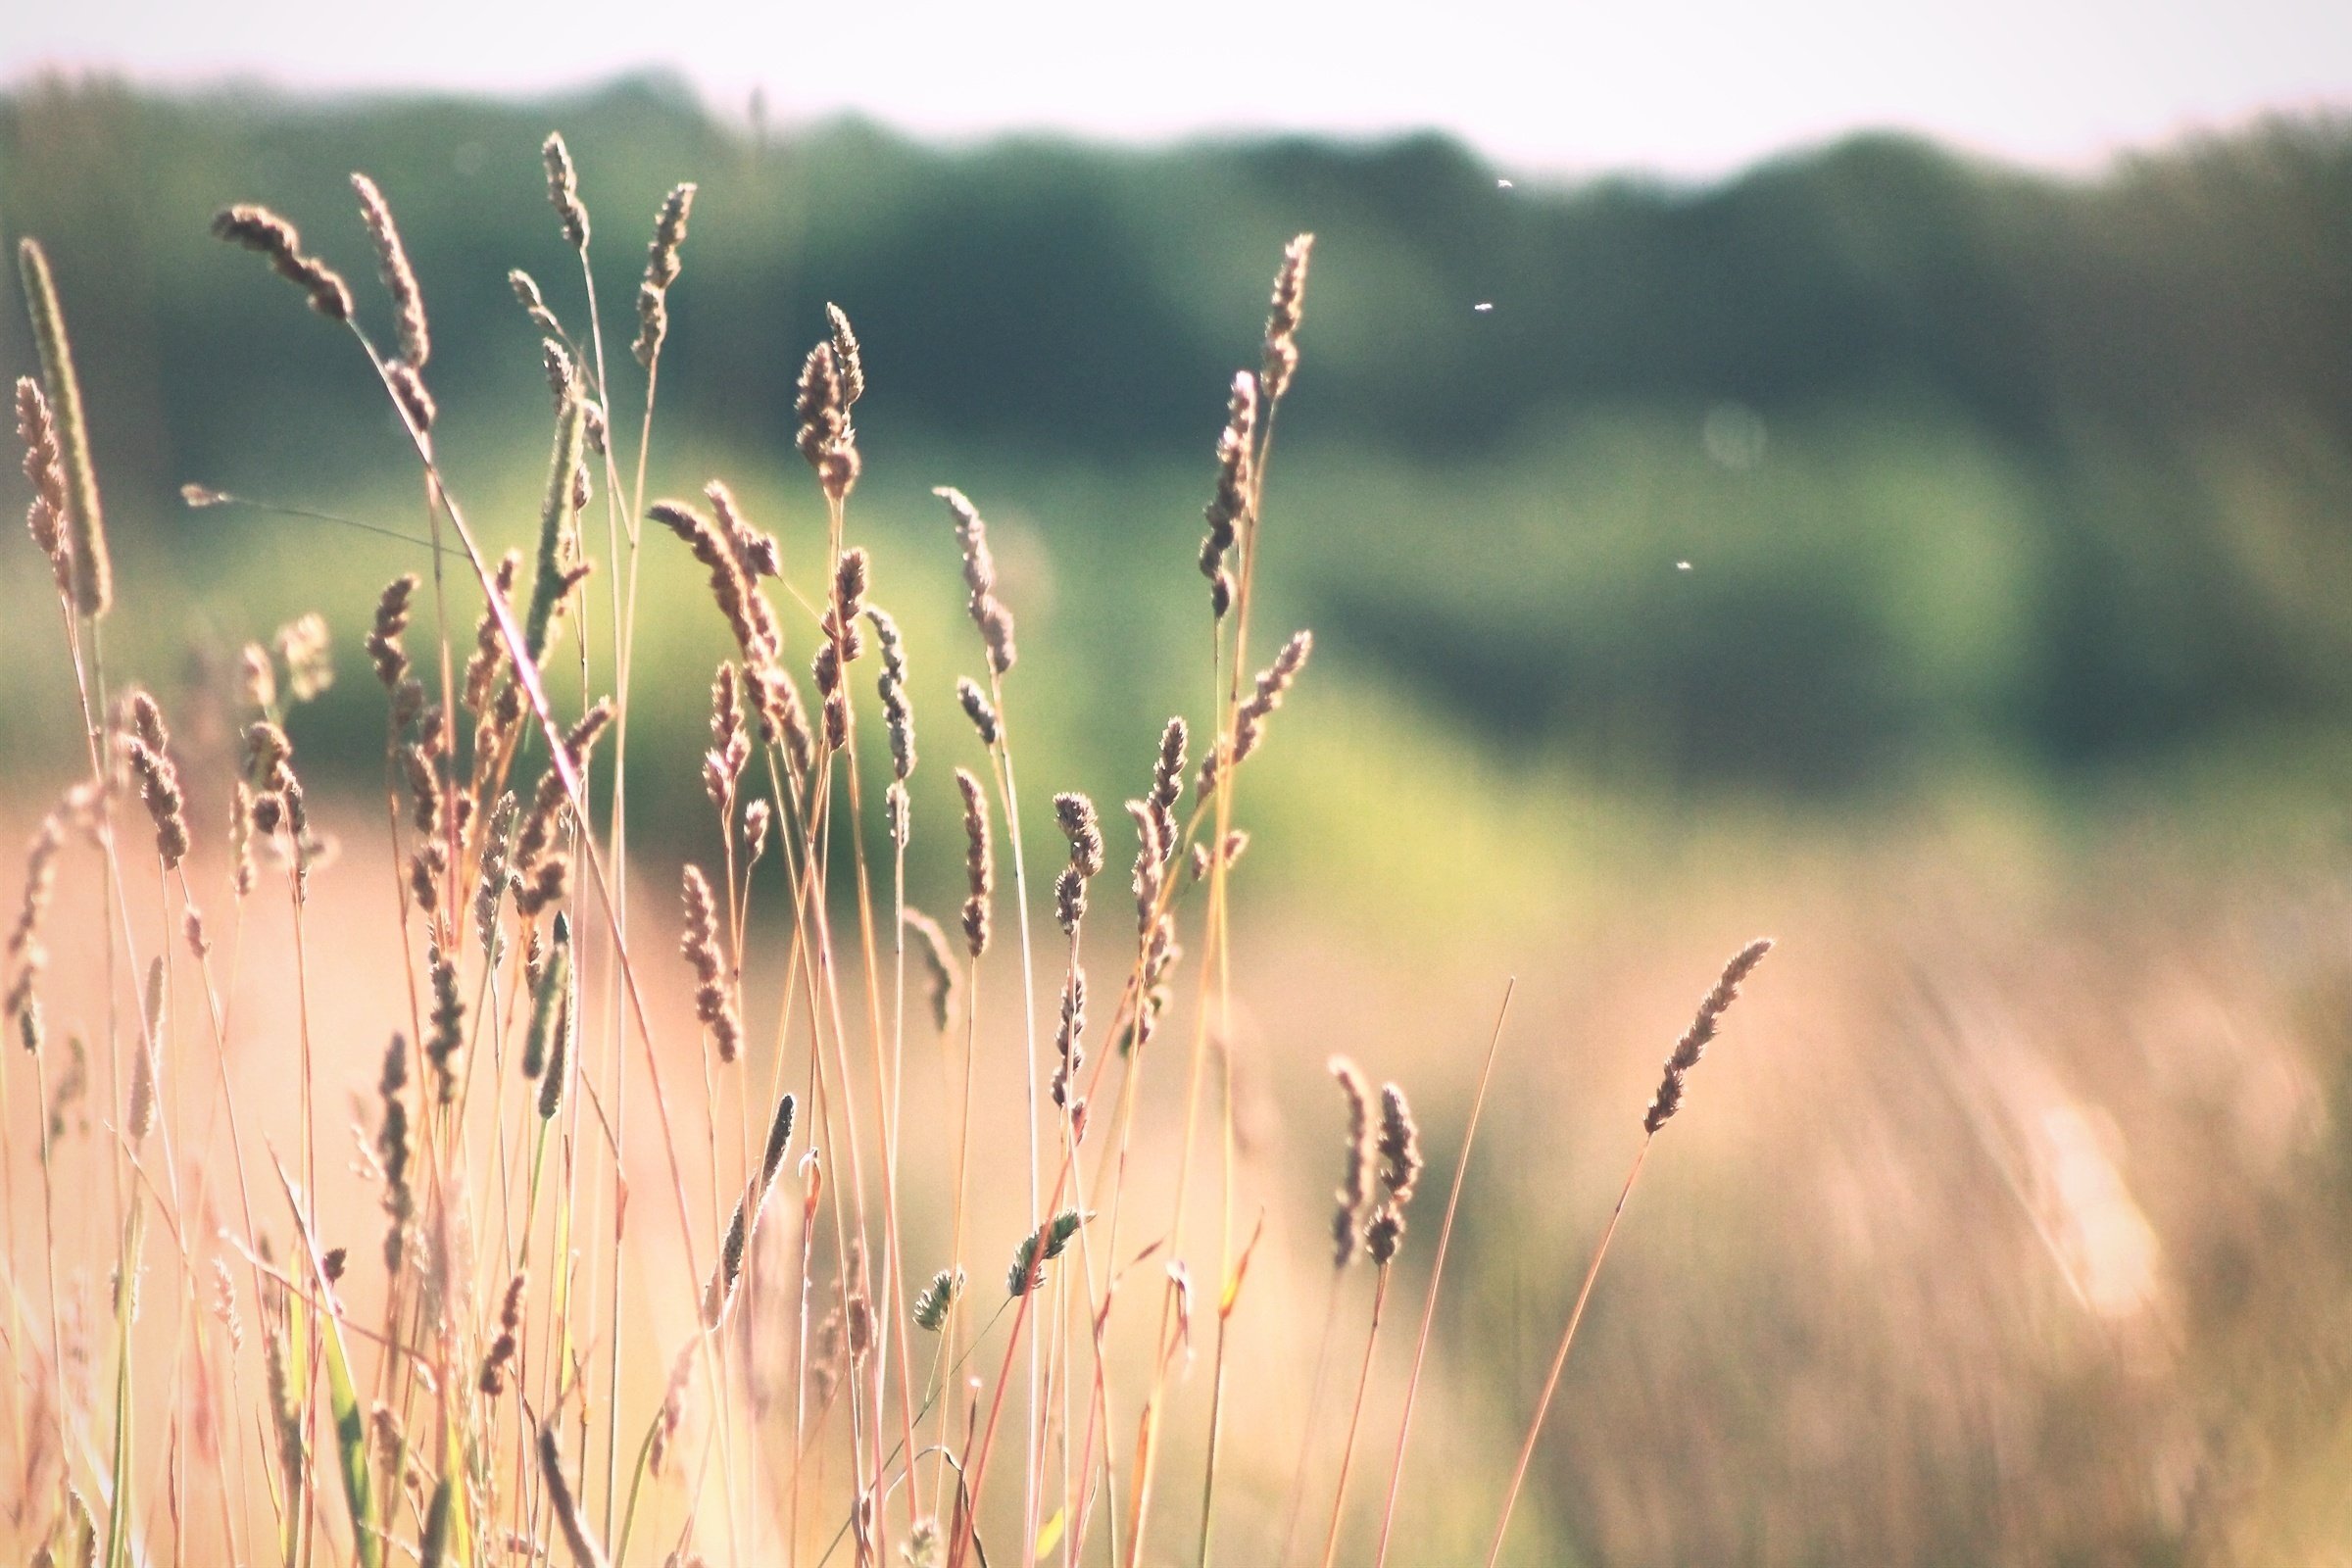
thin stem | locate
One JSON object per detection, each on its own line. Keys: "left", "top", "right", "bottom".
{"left": 1370, "top": 979, "right": 1515, "bottom": 1568}
{"left": 1314, "top": 1268, "right": 1391, "bottom": 1568}
{"left": 1480, "top": 1137, "right": 1653, "bottom": 1568}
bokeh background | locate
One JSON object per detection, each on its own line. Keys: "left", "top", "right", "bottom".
{"left": 10, "top": 7, "right": 2352, "bottom": 1558}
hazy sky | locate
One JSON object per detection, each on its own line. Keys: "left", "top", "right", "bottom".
{"left": 8, "top": 0, "right": 2350, "bottom": 176}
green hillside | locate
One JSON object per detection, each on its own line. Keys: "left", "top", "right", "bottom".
{"left": 6, "top": 74, "right": 2351, "bottom": 797}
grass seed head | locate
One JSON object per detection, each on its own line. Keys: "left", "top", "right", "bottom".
{"left": 351, "top": 172, "right": 429, "bottom": 368}
{"left": 956, "top": 767, "right": 994, "bottom": 957}
{"left": 1643, "top": 938, "right": 1775, "bottom": 1134}
{"left": 210, "top": 207, "right": 352, "bottom": 321}
{"left": 20, "top": 238, "right": 112, "bottom": 615}
{"left": 644, "top": 182, "right": 696, "bottom": 289}
{"left": 541, "top": 133, "right": 590, "bottom": 251}
{"left": 1329, "top": 1056, "right": 1375, "bottom": 1266}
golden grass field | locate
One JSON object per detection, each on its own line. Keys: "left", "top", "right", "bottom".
{"left": 7, "top": 125, "right": 2352, "bottom": 1568}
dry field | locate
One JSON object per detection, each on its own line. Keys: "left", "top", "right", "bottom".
{"left": 6, "top": 129, "right": 2352, "bottom": 1568}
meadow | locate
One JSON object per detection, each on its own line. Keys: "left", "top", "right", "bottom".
{"left": 6, "top": 79, "right": 2352, "bottom": 1567}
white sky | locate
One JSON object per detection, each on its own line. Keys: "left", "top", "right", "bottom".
{"left": 6, "top": 0, "right": 2350, "bottom": 177}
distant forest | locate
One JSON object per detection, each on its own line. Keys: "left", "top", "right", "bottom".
{"left": 7, "top": 74, "right": 2352, "bottom": 787}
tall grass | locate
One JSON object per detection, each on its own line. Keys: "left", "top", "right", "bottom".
{"left": 1, "top": 137, "right": 1772, "bottom": 1568}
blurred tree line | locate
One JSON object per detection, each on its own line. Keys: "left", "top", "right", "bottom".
{"left": 5, "top": 73, "right": 2351, "bottom": 793}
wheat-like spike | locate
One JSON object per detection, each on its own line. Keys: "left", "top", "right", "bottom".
{"left": 122, "top": 736, "right": 189, "bottom": 869}
{"left": 1200, "top": 372, "right": 1257, "bottom": 618}
{"left": 472, "top": 793, "right": 518, "bottom": 957}
{"left": 378, "top": 1034, "right": 413, "bottom": 1274}
{"left": 707, "top": 480, "right": 783, "bottom": 579}
{"left": 512, "top": 269, "right": 564, "bottom": 339}
{"left": 1261, "top": 232, "right": 1314, "bottom": 404}
{"left": 706, "top": 662, "right": 749, "bottom": 810}
{"left": 956, "top": 767, "right": 994, "bottom": 958}
{"left": 680, "top": 865, "right": 742, "bottom": 1063}
{"left": 478, "top": 1269, "right": 526, "bottom": 1395}
{"left": 542, "top": 134, "right": 590, "bottom": 252}
{"left": 423, "top": 946, "right": 464, "bottom": 1103}
{"left": 1330, "top": 1057, "right": 1376, "bottom": 1266}
{"left": 644, "top": 182, "right": 697, "bottom": 288}
{"left": 826, "top": 303, "right": 865, "bottom": 405}
{"left": 869, "top": 607, "right": 914, "bottom": 781}
{"left": 795, "top": 338, "right": 859, "bottom": 499}
{"left": 16, "top": 377, "right": 74, "bottom": 597}
{"left": 19, "top": 239, "right": 110, "bottom": 616}
{"left": 649, "top": 500, "right": 783, "bottom": 668}
{"left": 536, "top": 938, "right": 575, "bottom": 1122}
{"left": 1642, "top": 938, "right": 1775, "bottom": 1133}
{"left": 1205, "top": 629, "right": 1314, "bottom": 794}
{"left": 351, "top": 172, "right": 429, "bottom": 369}
{"left": 525, "top": 394, "right": 589, "bottom": 663}
{"left": 956, "top": 677, "right": 1001, "bottom": 748}
{"left": 1053, "top": 791, "right": 1103, "bottom": 934}
{"left": 366, "top": 574, "right": 418, "bottom": 692}
{"left": 742, "top": 799, "right": 772, "bottom": 869}
{"left": 1377, "top": 1081, "right": 1423, "bottom": 1204}
{"left": 935, "top": 486, "right": 1017, "bottom": 674}
{"left": 210, "top": 205, "right": 353, "bottom": 321}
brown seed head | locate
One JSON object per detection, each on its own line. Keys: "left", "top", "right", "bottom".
{"left": 211, "top": 206, "right": 353, "bottom": 321}
{"left": 351, "top": 173, "right": 428, "bottom": 368}
{"left": 632, "top": 279, "right": 667, "bottom": 368}
{"left": 1260, "top": 233, "right": 1314, "bottom": 403}
{"left": 512, "top": 269, "right": 564, "bottom": 339}
{"left": 1643, "top": 938, "right": 1774, "bottom": 1134}
{"left": 650, "top": 500, "right": 782, "bottom": 669}
{"left": 1376, "top": 1081, "right": 1422, "bottom": 1204}
{"left": 16, "top": 377, "right": 73, "bottom": 596}
{"left": 824, "top": 302, "right": 865, "bottom": 406}
{"left": 1052, "top": 965, "right": 1087, "bottom": 1115}
{"left": 706, "top": 662, "right": 749, "bottom": 809}
{"left": 122, "top": 737, "right": 190, "bottom": 869}
{"left": 541, "top": 337, "right": 577, "bottom": 406}
{"left": 367, "top": 574, "right": 418, "bottom": 691}
{"left": 1200, "top": 371, "right": 1257, "bottom": 617}
{"left": 795, "top": 342, "right": 848, "bottom": 471}
{"left": 463, "top": 553, "right": 520, "bottom": 714}
{"left": 541, "top": 134, "right": 590, "bottom": 252}
{"left": 424, "top": 946, "right": 464, "bottom": 1104}
{"left": 679, "top": 865, "right": 741, "bottom": 1063}
{"left": 384, "top": 359, "right": 436, "bottom": 433}
{"left": 1329, "top": 1056, "right": 1375, "bottom": 1266}
{"left": 644, "top": 182, "right": 696, "bottom": 290}
{"left": 706, "top": 480, "right": 783, "bottom": 580}
{"left": 1054, "top": 792, "right": 1105, "bottom": 879}
{"left": 936, "top": 486, "right": 1017, "bottom": 674}
{"left": 868, "top": 607, "right": 914, "bottom": 780}
{"left": 21, "top": 239, "right": 111, "bottom": 617}
{"left": 956, "top": 768, "right": 993, "bottom": 957}
{"left": 956, "top": 677, "right": 1000, "bottom": 748}
{"left": 1206, "top": 629, "right": 1313, "bottom": 796}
